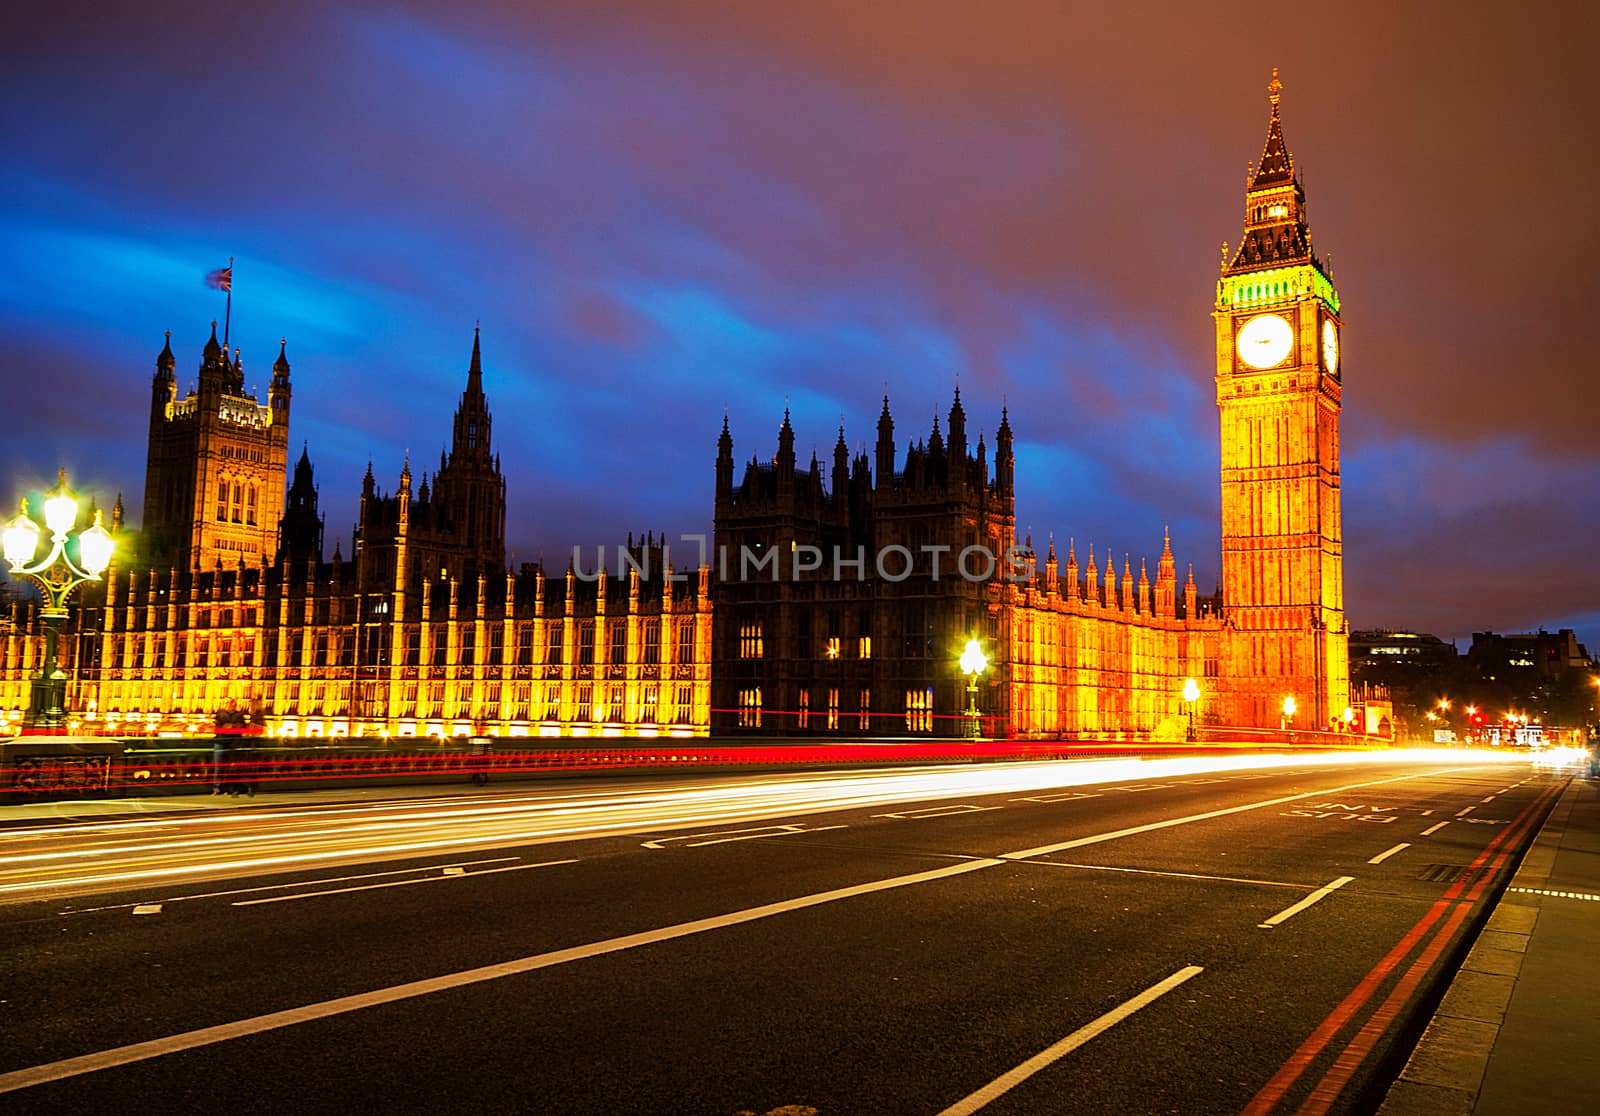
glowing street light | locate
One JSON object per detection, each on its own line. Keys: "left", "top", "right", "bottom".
{"left": 1281, "top": 695, "right": 1297, "bottom": 732}
{"left": 1342, "top": 706, "right": 1356, "bottom": 732}
{"left": 4, "top": 470, "right": 115, "bottom": 729}
{"left": 1182, "top": 678, "right": 1200, "bottom": 741}
{"left": 960, "top": 638, "right": 988, "bottom": 741}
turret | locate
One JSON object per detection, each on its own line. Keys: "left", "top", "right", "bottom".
{"left": 1155, "top": 527, "right": 1177, "bottom": 618}
{"left": 947, "top": 386, "right": 967, "bottom": 494}
{"left": 269, "top": 338, "right": 291, "bottom": 424}
{"left": 715, "top": 414, "right": 735, "bottom": 507}
{"left": 777, "top": 409, "right": 796, "bottom": 495}
{"left": 398, "top": 455, "right": 412, "bottom": 527}
{"left": 874, "top": 396, "right": 895, "bottom": 493}
{"left": 1084, "top": 546, "right": 1099, "bottom": 607}
{"left": 1065, "top": 538, "right": 1080, "bottom": 602}
{"left": 198, "top": 321, "right": 225, "bottom": 404}
{"left": 995, "top": 406, "right": 1014, "bottom": 498}
{"left": 152, "top": 331, "right": 177, "bottom": 410}
{"left": 1184, "top": 563, "right": 1198, "bottom": 618}
{"left": 831, "top": 422, "right": 849, "bottom": 506}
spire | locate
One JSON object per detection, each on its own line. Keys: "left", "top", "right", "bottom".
{"left": 203, "top": 320, "right": 222, "bottom": 363}
{"left": 1227, "top": 68, "right": 1317, "bottom": 275}
{"left": 273, "top": 338, "right": 290, "bottom": 377}
{"left": 776, "top": 406, "right": 796, "bottom": 478}
{"left": 1253, "top": 67, "right": 1293, "bottom": 189}
{"left": 469, "top": 324, "right": 482, "bottom": 379}
{"left": 157, "top": 331, "right": 176, "bottom": 374}
{"left": 875, "top": 394, "right": 896, "bottom": 493}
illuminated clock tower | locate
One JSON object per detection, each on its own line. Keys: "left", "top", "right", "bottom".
{"left": 1214, "top": 69, "right": 1349, "bottom": 729}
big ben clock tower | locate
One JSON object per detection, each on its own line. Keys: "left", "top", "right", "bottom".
{"left": 1214, "top": 69, "right": 1349, "bottom": 730}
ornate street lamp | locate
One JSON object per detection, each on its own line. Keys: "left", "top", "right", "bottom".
{"left": 1182, "top": 678, "right": 1200, "bottom": 741}
{"left": 4, "top": 470, "right": 115, "bottom": 729}
{"left": 1281, "top": 694, "right": 1297, "bottom": 732}
{"left": 1342, "top": 706, "right": 1356, "bottom": 733}
{"left": 959, "top": 638, "right": 988, "bottom": 741}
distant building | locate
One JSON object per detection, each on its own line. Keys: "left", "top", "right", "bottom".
{"left": 1349, "top": 630, "right": 1458, "bottom": 671}
{"left": 1468, "top": 629, "right": 1593, "bottom": 680}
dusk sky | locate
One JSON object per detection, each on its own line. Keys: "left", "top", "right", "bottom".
{"left": 3, "top": 1, "right": 1595, "bottom": 651}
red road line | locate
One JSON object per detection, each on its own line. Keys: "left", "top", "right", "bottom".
{"left": 1239, "top": 781, "right": 1560, "bottom": 1115}
{"left": 1297, "top": 900, "right": 1475, "bottom": 1115}
{"left": 1293, "top": 783, "right": 1561, "bottom": 1113}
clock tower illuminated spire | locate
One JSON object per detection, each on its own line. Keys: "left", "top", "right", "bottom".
{"left": 1214, "top": 69, "right": 1349, "bottom": 730}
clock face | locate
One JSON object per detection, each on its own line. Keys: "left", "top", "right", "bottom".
{"left": 1322, "top": 319, "right": 1339, "bottom": 375}
{"left": 1236, "top": 313, "right": 1295, "bottom": 370}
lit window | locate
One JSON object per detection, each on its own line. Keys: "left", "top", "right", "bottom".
{"left": 825, "top": 637, "right": 841, "bottom": 660}
{"left": 740, "top": 622, "right": 764, "bottom": 660}
{"left": 738, "top": 687, "right": 763, "bottom": 728}
{"left": 905, "top": 688, "right": 933, "bottom": 733}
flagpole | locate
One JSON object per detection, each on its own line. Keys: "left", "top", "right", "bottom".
{"left": 223, "top": 256, "right": 234, "bottom": 353}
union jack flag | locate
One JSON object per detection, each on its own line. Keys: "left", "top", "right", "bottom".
{"left": 205, "top": 265, "right": 232, "bottom": 292}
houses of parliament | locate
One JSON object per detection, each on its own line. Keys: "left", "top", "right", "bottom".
{"left": 0, "top": 73, "right": 1353, "bottom": 740}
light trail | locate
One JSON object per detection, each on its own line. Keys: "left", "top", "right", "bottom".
{"left": 0, "top": 749, "right": 1525, "bottom": 904}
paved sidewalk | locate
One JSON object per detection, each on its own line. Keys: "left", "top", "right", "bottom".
{"left": 1380, "top": 773, "right": 1600, "bottom": 1115}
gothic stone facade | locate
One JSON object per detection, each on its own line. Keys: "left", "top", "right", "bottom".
{"left": 0, "top": 72, "right": 1348, "bottom": 739}
{"left": 141, "top": 324, "right": 291, "bottom": 571}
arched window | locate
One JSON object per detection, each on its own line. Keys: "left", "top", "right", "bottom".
{"left": 216, "top": 478, "right": 228, "bottom": 521}
{"left": 232, "top": 483, "right": 243, "bottom": 523}
{"left": 246, "top": 485, "right": 258, "bottom": 525}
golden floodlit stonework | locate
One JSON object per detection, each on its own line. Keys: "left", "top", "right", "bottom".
{"left": 0, "top": 72, "right": 1350, "bottom": 740}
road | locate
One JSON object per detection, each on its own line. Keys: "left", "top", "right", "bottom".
{"left": 0, "top": 751, "right": 1560, "bottom": 1115}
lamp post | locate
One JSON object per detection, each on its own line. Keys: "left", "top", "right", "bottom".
{"left": 959, "top": 638, "right": 988, "bottom": 741}
{"left": 1182, "top": 678, "right": 1200, "bottom": 741}
{"left": 1281, "top": 694, "right": 1297, "bottom": 733}
{"left": 1342, "top": 706, "right": 1356, "bottom": 733}
{"left": 3, "top": 470, "right": 115, "bottom": 729}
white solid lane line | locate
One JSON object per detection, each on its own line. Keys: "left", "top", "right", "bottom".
{"left": 1420, "top": 822, "right": 1449, "bottom": 836}
{"left": 1367, "top": 844, "right": 1411, "bottom": 865}
{"left": 231, "top": 859, "right": 579, "bottom": 906}
{"left": 0, "top": 856, "right": 1005, "bottom": 1096}
{"left": 0, "top": 765, "right": 1472, "bottom": 1096}
{"left": 935, "top": 966, "right": 1205, "bottom": 1116}
{"left": 1258, "top": 877, "right": 1355, "bottom": 928}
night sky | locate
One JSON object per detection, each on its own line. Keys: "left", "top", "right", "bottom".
{"left": 4, "top": 2, "right": 1596, "bottom": 651}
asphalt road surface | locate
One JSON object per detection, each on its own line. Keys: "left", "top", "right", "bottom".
{"left": 0, "top": 753, "right": 1563, "bottom": 1115}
